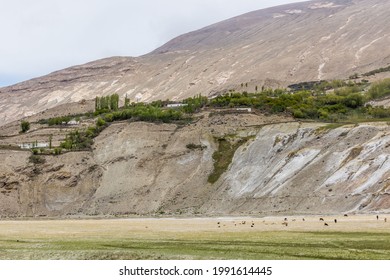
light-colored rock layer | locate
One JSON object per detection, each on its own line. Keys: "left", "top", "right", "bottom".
{"left": 1, "top": 0, "right": 390, "bottom": 125}
{"left": 1, "top": 116, "right": 390, "bottom": 217}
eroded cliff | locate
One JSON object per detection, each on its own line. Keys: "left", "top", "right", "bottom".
{"left": 1, "top": 113, "right": 389, "bottom": 217}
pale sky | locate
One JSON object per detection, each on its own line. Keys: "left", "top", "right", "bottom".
{"left": 0, "top": 0, "right": 305, "bottom": 87}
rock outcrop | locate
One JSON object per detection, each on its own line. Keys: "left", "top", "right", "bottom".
{"left": 1, "top": 113, "right": 390, "bottom": 217}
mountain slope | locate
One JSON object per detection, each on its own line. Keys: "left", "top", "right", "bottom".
{"left": 2, "top": 117, "right": 390, "bottom": 217}
{"left": 1, "top": 0, "right": 390, "bottom": 125}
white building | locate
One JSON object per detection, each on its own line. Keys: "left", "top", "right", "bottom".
{"left": 167, "top": 103, "right": 188, "bottom": 108}
{"left": 19, "top": 142, "right": 49, "bottom": 149}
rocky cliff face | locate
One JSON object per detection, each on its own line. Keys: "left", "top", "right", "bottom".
{"left": 1, "top": 0, "right": 390, "bottom": 125}
{"left": 1, "top": 113, "right": 389, "bottom": 217}
{"left": 203, "top": 122, "right": 390, "bottom": 215}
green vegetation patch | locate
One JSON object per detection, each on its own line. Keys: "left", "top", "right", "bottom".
{"left": 367, "top": 78, "right": 390, "bottom": 100}
{"left": 341, "top": 146, "right": 363, "bottom": 166}
{"left": 20, "top": 120, "right": 30, "bottom": 133}
{"left": 1, "top": 231, "right": 390, "bottom": 260}
{"left": 314, "top": 123, "right": 346, "bottom": 135}
{"left": 29, "top": 155, "right": 46, "bottom": 165}
{"left": 39, "top": 114, "right": 84, "bottom": 126}
{"left": 363, "top": 66, "right": 390, "bottom": 77}
{"left": 186, "top": 143, "right": 206, "bottom": 150}
{"left": 60, "top": 130, "right": 94, "bottom": 151}
{"left": 208, "top": 136, "right": 251, "bottom": 184}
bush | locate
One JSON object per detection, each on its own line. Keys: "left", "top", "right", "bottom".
{"left": 47, "top": 116, "right": 72, "bottom": 126}
{"left": 366, "top": 106, "right": 390, "bottom": 118}
{"left": 368, "top": 79, "right": 390, "bottom": 100}
{"left": 96, "top": 117, "right": 106, "bottom": 127}
{"left": 29, "top": 155, "right": 46, "bottom": 164}
{"left": 60, "top": 130, "right": 94, "bottom": 151}
{"left": 292, "top": 109, "right": 305, "bottom": 119}
{"left": 85, "top": 126, "right": 97, "bottom": 138}
{"left": 363, "top": 66, "right": 390, "bottom": 77}
{"left": 186, "top": 143, "right": 206, "bottom": 150}
{"left": 104, "top": 113, "right": 114, "bottom": 122}
{"left": 20, "top": 120, "right": 30, "bottom": 133}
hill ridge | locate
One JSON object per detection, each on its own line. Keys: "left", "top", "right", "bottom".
{"left": 1, "top": 0, "right": 390, "bottom": 125}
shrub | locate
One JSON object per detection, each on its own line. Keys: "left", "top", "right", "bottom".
{"left": 60, "top": 130, "right": 94, "bottom": 151}
{"left": 85, "top": 126, "right": 97, "bottom": 138}
{"left": 366, "top": 106, "right": 390, "bottom": 118}
{"left": 104, "top": 113, "right": 114, "bottom": 122}
{"left": 349, "top": 73, "right": 359, "bottom": 79}
{"left": 47, "top": 116, "right": 72, "bottom": 126}
{"left": 363, "top": 66, "right": 390, "bottom": 77}
{"left": 96, "top": 117, "right": 106, "bottom": 127}
{"left": 20, "top": 120, "right": 30, "bottom": 133}
{"left": 29, "top": 155, "right": 46, "bottom": 164}
{"left": 368, "top": 79, "right": 390, "bottom": 100}
{"left": 186, "top": 143, "right": 206, "bottom": 150}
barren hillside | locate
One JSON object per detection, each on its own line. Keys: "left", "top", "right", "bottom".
{"left": 1, "top": 0, "right": 390, "bottom": 218}
{"left": 1, "top": 0, "right": 390, "bottom": 125}
{"left": 1, "top": 111, "right": 390, "bottom": 217}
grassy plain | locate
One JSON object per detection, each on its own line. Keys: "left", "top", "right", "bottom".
{"left": 0, "top": 215, "right": 389, "bottom": 260}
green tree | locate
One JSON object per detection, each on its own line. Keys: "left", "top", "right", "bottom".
{"left": 49, "top": 135, "right": 53, "bottom": 149}
{"left": 110, "top": 93, "right": 119, "bottom": 111}
{"left": 54, "top": 148, "right": 62, "bottom": 155}
{"left": 100, "top": 96, "right": 108, "bottom": 110}
{"left": 95, "top": 96, "right": 100, "bottom": 111}
{"left": 124, "top": 95, "right": 130, "bottom": 108}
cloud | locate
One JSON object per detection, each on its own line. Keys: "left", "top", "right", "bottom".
{"left": 0, "top": 0, "right": 303, "bottom": 87}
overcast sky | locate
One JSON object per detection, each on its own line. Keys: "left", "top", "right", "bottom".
{"left": 0, "top": 0, "right": 305, "bottom": 87}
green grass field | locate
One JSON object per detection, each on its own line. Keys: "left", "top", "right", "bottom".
{"left": 1, "top": 217, "right": 390, "bottom": 260}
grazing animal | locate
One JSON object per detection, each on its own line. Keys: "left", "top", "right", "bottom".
{"left": 302, "top": 218, "right": 305, "bottom": 221}
{"left": 344, "top": 214, "right": 348, "bottom": 217}
{"left": 377, "top": 215, "right": 379, "bottom": 220}
{"left": 282, "top": 222, "right": 288, "bottom": 226}
{"left": 320, "top": 218, "right": 324, "bottom": 221}
{"left": 334, "top": 219, "right": 337, "bottom": 223}
{"left": 284, "top": 218, "right": 288, "bottom": 221}
{"left": 324, "top": 223, "right": 329, "bottom": 226}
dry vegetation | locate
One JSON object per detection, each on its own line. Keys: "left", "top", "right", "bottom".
{"left": 0, "top": 215, "right": 389, "bottom": 260}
